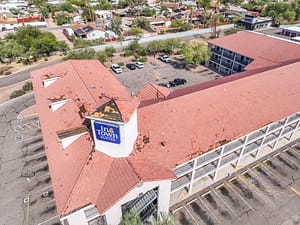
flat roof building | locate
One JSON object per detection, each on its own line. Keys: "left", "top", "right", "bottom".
{"left": 31, "top": 32, "right": 300, "bottom": 225}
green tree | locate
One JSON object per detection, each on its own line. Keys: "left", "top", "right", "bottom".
{"left": 97, "top": 51, "right": 108, "bottom": 64}
{"left": 182, "top": 43, "right": 211, "bottom": 64}
{"left": 171, "top": 20, "right": 192, "bottom": 31}
{"left": 0, "top": 39, "right": 25, "bottom": 61}
{"left": 147, "top": 40, "right": 163, "bottom": 58}
{"left": 129, "top": 27, "right": 143, "bottom": 39}
{"left": 120, "top": 211, "right": 143, "bottom": 225}
{"left": 104, "top": 46, "right": 116, "bottom": 61}
{"left": 197, "top": 0, "right": 212, "bottom": 26}
{"left": 109, "top": 16, "right": 123, "bottom": 36}
{"left": 291, "top": 0, "right": 300, "bottom": 19}
{"left": 262, "top": 2, "right": 296, "bottom": 25}
{"left": 58, "top": 2, "right": 76, "bottom": 12}
{"left": 132, "top": 17, "right": 150, "bottom": 29}
{"left": 55, "top": 13, "right": 71, "bottom": 25}
{"left": 141, "top": 7, "right": 156, "bottom": 16}
{"left": 224, "top": 26, "right": 245, "bottom": 36}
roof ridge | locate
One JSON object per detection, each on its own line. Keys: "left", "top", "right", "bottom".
{"left": 69, "top": 60, "right": 99, "bottom": 105}
{"left": 149, "top": 83, "right": 169, "bottom": 98}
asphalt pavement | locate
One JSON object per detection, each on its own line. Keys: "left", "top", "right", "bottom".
{"left": 0, "top": 93, "right": 59, "bottom": 225}
{"left": 0, "top": 58, "right": 62, "bottom": 88}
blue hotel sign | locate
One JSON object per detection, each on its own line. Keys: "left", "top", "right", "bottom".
{"left": 94, "top": 122, "right": 121, "bottom": 144}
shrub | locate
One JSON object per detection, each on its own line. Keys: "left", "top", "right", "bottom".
{"left": 123, "top": 49, "right": 133, "bottom": 57}
{"left": 117, "top": 61, "right": 124, "bottom": 66}
{"left": 22, "top": 82, "right": 33, "bottom": 91}
{"left": 9, "top": 90, "right": 25, "bottom": 99}
{"left": 4, "top": 71, "right": 12, "bottom": 75}
{"left": 139, "top": 56, "right": 147, "bottom": 62}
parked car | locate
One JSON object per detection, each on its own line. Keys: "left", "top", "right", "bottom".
{"left": 158, "top": 82, "right": 170, "bottom": 88}
{"left": 169, "top": 78, "right": 187, "bottom": 87}
{"left": 134, "top": 61, "right": 144, "bottom": 69}
{"left": 111, "top": 64, "right": 122, "bottom": 74}
{"left": 126, "top": 63, "right": 136, "bottom": 70}
{"left": 159, "top": 55, "right": 171, "bottom": 63}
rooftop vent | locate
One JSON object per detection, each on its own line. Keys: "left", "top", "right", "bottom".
{"left": 57, "top": 125, "right": 88, "bottom": 149}
{"left": 49, "top": 95, "right": 68, "bottom": 112}
{"left": 42, "top": 75, "right": 60, "bottom": 87}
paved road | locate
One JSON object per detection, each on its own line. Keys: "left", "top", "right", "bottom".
{"left": 0, "top": 58, "right": 62, "bottom": 88}
{"left": 78, "top": 24, "right": 234, "bottom": 52}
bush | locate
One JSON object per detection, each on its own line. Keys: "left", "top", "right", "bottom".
{"left": 9, "top": 90, "right": 25, "bottom": 99}
{"left": 123, "top": 49, "right": 133, "bottom": 57}
{"left": 22, "top": 81, "right": 33, "bottom": 91}
{"left": 4, "top": 71, "right": 12, "bottom": 75}
{"left": 139, "top": 56, "right": 147, "bottom": 62}
{"left": 117, "top": 61, "right": 124, "bottom": 66}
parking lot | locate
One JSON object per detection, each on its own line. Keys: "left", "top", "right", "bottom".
{"left": 112, "top": 57, "right": 221, "bottom": 94}
{"left": 171, "top": 139, "right": 300, "bottom": 225}
{"left": 0, "top": 94, "right": 59, "bottom": 225}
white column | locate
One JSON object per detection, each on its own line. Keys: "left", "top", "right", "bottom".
{"left": 255, "top": 126, "right": 270, "bottom": 159}
{"left": 188, "top": 159, "right": 197, "bottom": 194}
{"left": 236, "top": 136, "right": 248, "bottom": 168}
{"left": 273, "top": 117, "right": 289, "bottom": 150}
{"left": 214, "top": 146, "right": 224, "bottom": 180}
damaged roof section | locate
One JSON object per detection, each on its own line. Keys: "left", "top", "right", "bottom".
{"left": 89, "top": 99, "right": 123, "bottom": 122}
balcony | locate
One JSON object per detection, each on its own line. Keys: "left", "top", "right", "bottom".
{"left": 173, "top": 161, "right": 193, "bottom": 177}
{"left": 222, "top": 52, "right": 235, "bottom": 60}
{"left": 211, "top": 48, "right": 223, "bottom": 55}
{"left": 171, "top": 174, "right": 191, "bottom": 192}
{"left": 221, "top": 60, "right": 233, "bottom": 68}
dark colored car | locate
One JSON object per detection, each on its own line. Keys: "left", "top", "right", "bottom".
{"left": 169, "top": 78, "right": 187, "bottom": 87}
{"left": 126, "top": 63, "right": 136, "bottom": 70}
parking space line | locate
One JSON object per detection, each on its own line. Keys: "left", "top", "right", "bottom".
{"left": 197, "top": 196, "right": 222, "bottom": 225}
{"left": 172, "top": 206, "right": 183, "bottom": 213}
{"left": 288, "top": 147, "right": 300, "bottom": 157}
{"left": 200, "top": 191, "right": 210, "bottom": 197}
{"left": 30, "top": 185, "right": 53, "bottom": 194}
{"left": 236, "top": 175, "right": 274, "bottom": 206}
{"left": 260, "top": 162, "right": 292, "bottom": 185}
{"left": 289, "top": 186, "right": 300, "bottom": 197}
{"left": 186, "top": 198, "right": 198, "bottom": 205}
{"left": 247, "top": 168, "right": 281, "bottom": 194}
{"left": 215, "top": 183, "right": 225, "bottom": 190}
{"left": 37, "top": 215, "right": 59, "bottom": 225}
{"left": 226, "top": 182, "right": 255, "bottom": 211}
{"left": 183, "top": 204, "right": 201, "bottom": 225}
{"left": 210, "top": 188, "right": 238, "bottom": 218}
{"left": 278, "top": 153, "right": 299, "bottom": 167}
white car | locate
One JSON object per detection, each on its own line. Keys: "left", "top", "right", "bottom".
{"left": 159, "top": 55, "right": 171, "bottom": 63}
{"left": 111, "top": 64, "right": 122, "bottom": 74}
{"left": 134, "top": 61, "right": 144, "bottom": 69}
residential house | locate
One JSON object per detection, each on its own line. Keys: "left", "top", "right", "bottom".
{"left": 237, "top": 14, "right": 273, "bottom": 30}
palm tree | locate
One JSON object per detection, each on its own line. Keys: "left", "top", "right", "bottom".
{"left": 109, "top": 16, "right": 123, "bottom": 36}
{"left": 152, "top": 213, "right": 175, "bottom": 225}
{"left": 120, "top": 211, "right": 143, "bottom": 225}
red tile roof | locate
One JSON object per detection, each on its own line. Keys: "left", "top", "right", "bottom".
{"left": 32, "top": 57, "right": 300, "bottom": 217}
{"left": 136, "top": 61, "right": 300, "bottom": 168}
{"left": 31, "top": 60, "right": 142, "bottom": 215}
{"left": 208, "top": 31, "right": 300, "bottom": 70}
{"left": 135, "top": 83, "right": 172, "bottom": 101}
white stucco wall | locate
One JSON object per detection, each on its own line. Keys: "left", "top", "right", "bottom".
{"left": 105, "top": 179, "right": 172, "bottom": 225}
{"left": 92, "top": 109, "right": 138, "bottom": 157}
{"left": 61, "top": 205, "right": 96, "bottom": 225}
